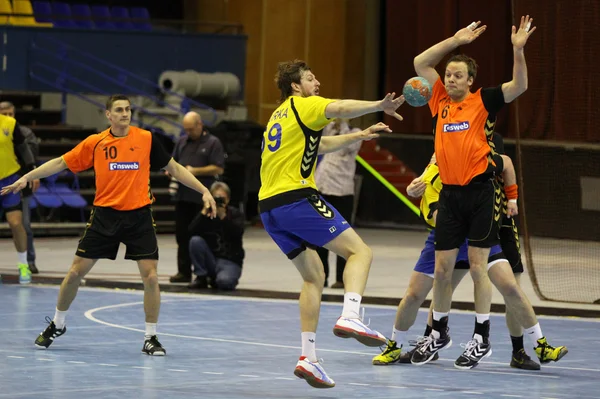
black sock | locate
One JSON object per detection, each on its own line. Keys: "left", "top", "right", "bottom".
{"left": 432, "top": 316, "right": 448, "bottom": 338}
{"left": 423, "top": 324, "right": 432, "bottom": 337}
{"left": 474, "top": 319, "right": 490, "bottom": 344}
{"left": 511, "top": 335, "right": 524, "bottom": 354}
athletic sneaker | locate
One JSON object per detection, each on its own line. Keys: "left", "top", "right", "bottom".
{"left": 400, "top": 337, "right": 439, "bottom": 364}
{"left": 454, "top": 339, "right": 492, "bottom": 369}
{"left": 142, "top": 335, "right": 166, "bottom": 356}
{"left": 534, "top": 337, "right": 568, "bottom": 363}
{"left": 372, "top": 339, "right": 402, "bottom": 365}
{"left": 294, "top": 356, "right": 335, "bottom": 388}
{"left": 35, "top": 317, "right": 66, "bottom": 348}
{"left": 411, "top": 334, "right": 452, "bottom": 365}
{"left": 510, "top": 348, "right": 540, "bottom": 370}
{"left": 333, "top": 313, "right": 386, "bottom": 347}
{"left": 18, "top": 263, "right": 31, "bottom": 284}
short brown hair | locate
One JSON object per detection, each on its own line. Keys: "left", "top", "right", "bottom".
{"left": 105, "top": 94, "right": 130, "bottom": 110}
{"left": 446, "top": 54, "right": 478, "bottom": 80}
{"left": 274, "top": 60, "right": 311, "bottom": 103}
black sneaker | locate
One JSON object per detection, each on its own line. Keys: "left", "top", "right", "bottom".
{"left": 510, "top": 348, "right": 540, "bottom": 370}
{"left": 29, "top": 263, "right": 39, "bottom": 274}
{"left": 169, "top": 273, "right": 191, "bottom": 283}
{"left": 35, "top": 317, "right": 66, "bottom": 349}
{"left": 454, "top": 339, "right": 492, "bottom": 369}
{"left": 400, "top": 337, "right": 439, "bottom": 363}
{"left": 142, "top": 335, "right": 166, "bottom": 356}
{"left": 411, "top": 334, "right": 452, "bottom": 365}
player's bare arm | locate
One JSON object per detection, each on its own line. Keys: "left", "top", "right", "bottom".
{"left": 318, "top": 123, "right": 391, "bottom": 154}
{"left": 414, "top": 21, "right": 487, "bottom": 87}
{"left": 500, "top": 154, "right": 519, "bottom": 217}
{"left": 0, "top": 157, "right": 67, "bottom": 195}
{"left": 325, "top": 93, "right": 405, "bottom": 121}
{"left": 163, "top": 158, "right": 217, "bottom": 218}
{"left": 502, "top": 15, "right": 536, "bottom": 103}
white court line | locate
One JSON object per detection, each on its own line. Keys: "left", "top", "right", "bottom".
{"left": 425, "top": 388, "right": 444, "bottom": 391}
{"left": 349, "top": 383, "right": 370, "bottom": 386}
{"left": 67, "top": 361, "right": 86, "bottom": 364}
{"left": 202, "top": 372, "right": 223, "bottom": 375}
{"left": 30, "top": 283, "right": 596, "bottom": 323}
{"left": 98, "top": 363, "right": 118, "bottom": 367}
{"left": 461, "top": 392, "right": 484, "bottom": 395}
{"left": 501, "top": 395, "right": 524, "bottom": 398}
{"left": 131, "top": 366, "right": 151, "bottom": 369}
{"left": 444, "top": 368, "right": 559, "bottom": 379}
{"left": 386, "top": 386, "right": 406, "bottom": 389}
{"left": 168, "top": 369, "right": 188, "bottom": 372}
{"left": 84, "top": 300, "right": 600, "bottom": 373}
{"left": 239, "top": 374, "right": 259, "bottom": 378}
{"left": 7, "top": 356, "right": 24, "bottom": 359}
{"left": 275, "top": 377, "right": 294, "bottom": 381}
{"left": 37, "top": 359, "right": 54, "bottom": 362}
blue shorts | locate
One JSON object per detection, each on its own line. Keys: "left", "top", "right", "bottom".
{"left": 414, "top": 230, "right": 504, "bottom": 278}
{"left": 0, "top": 173, "right": 22, "bottom": 211}
{"left": 260, "top": 196, "right": 351, "bottom": 259}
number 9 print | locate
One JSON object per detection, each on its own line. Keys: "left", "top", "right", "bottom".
{"left": 264, "top": 123, "right": 282, "bottom": 152}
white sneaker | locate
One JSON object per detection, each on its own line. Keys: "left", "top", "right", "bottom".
{"left": 333, "top": 315, "right": 387, "bottom": 347}
{"left": 293, "top": 356, "right": 335, "bottom": 389}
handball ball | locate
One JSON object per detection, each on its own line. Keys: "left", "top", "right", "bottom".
{"left": 403, "top": 76, "right": 432, "bottom": 107}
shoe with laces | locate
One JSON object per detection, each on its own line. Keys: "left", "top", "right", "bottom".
{"left": 18, "top": 263, "right": 31, "bottom": 284}
{"left": 372, "top": 339, "right": 402, "bottom": 365}
{"left": 411, "top": 334, "right": 452, "bottom": 365}
{"left": 510, "top": 348, "right": 540, "bottom": 370}
{"left": 534, "top": 337, "right": 567, "bottom": 364}
{"left": 454, "top": 339, "right": 492, "bottom": 369}
{"left": 333, "top": 312, "right": 387, "bottom": 347}
{"left": 35, "top": 316, "right": 66, "bottom": 348}
{"left": 142, "top": 335, "right": 166, "bottom": 356}
{"left": 294, "top": 356, "right": 335, "bottom": 388}
{"left": 400, "top": 337, "right": 440, "bottom": 364}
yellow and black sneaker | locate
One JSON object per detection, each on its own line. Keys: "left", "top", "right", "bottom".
{"left": 510, "top": 348, "right": 540, "bottom": 370}
{"left": 372, "top": 339, "right": 401, "bottom": 365}
{"left": 534, "top": 337, "right": 568, "bottom": 364}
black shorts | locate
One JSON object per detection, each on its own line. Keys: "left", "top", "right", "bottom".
{"left": 76, "top": 205, "right": 158, "bottom": 260}
{"left": 499, "top": 215, "right": 524, "bottom": 273}
{"left": 435, "top": 178, "right": 502, "bottom": 250}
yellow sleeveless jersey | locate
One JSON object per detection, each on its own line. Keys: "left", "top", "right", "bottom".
{"left": 0, "top": 115, "right": 20, "bottom": 180}
{"left": 258, "top": 95, "right": 335, "bottom": 211}
{"left": 419, "top": 163, "right": 443, "bottom": 229}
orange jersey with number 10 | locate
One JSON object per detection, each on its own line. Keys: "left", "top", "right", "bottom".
{"left": 62, "top": 126, "right": 154, "bottom": 211}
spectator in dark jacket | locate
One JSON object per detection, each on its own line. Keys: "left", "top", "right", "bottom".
{"left": 188, "top": 182, "right": 244, "bottom": 290}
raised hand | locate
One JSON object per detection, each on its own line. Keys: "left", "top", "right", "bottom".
{"left": 454, "top": 21, "right": 487, "bottom": 45}
{"left": 202, "top": 191, "right": 217, "bottom": 219}
{"left": 379, "top": 93, "right": 405, "bottom": 121}
{"left": 512, "top": 15, "right": 536, "bottom": 49}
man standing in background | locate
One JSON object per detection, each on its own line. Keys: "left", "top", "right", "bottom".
{"left": 0, "top": 101, "right": 40, "bottom": 274}
{"left": 315, "top": 118, "right": 362, "bottom": 289}
{"left": 169, "top": 112, "right": 226, "bottom": 283}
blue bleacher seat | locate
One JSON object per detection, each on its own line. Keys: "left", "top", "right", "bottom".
{"left": 90, "top": 5, "right": 115, "bottom": 30}
{"left": 129, "top": 7, "right": 152, "bottom": 31}
{"left": 71, "top": 4, "right": 94, "bottom": 29}
{"left": 31, "top": 0, "right": 52, "bottom": 23}
{"left": 111, "top": 6, "right": 133, "bottom": 30}
{"left": 51, "top": 2, "right": 76, "bottom": 28}
{"left": 33, "top": 184, "right": 63, "bottom": 209}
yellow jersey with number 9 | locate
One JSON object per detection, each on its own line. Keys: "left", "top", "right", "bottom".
{"left": 419, "top": 163, "right": 443, "bottom": 229}
{"left": 258, "top": 95, "right": 335, "bottom": 206}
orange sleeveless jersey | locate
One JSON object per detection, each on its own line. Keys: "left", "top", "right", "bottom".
{"left": 62, "top": 126, "right": 154, "bottom": 211}
{"left": 428, "top": 78, "right": 498, "bottom": 186}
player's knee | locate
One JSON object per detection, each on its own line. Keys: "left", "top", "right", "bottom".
{"left": 495, "top": 279, "right": 522, "bottom": 299}
{"left": 6, "top": 216, "right": 23, "bottom": 230}
{"left": 142, "top": 271, "right": 159, "bottom": 287}
{"left": 468, "top": 263, "right": 488, "bottom": 280}
{"left": 404, "top": 287, "right": 427, "bottom": 305}
{"left": 355, "top": 243, "right": 372, "bottom": 263}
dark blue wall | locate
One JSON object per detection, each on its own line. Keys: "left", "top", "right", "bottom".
{"left": 0, "top": 26, "right": 246, "bottom": 99}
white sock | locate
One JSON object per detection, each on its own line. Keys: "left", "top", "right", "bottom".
{"left": 524, "top": 323, "right": 543, "bottom": 344}
{"left": 432, "top": 311, "right": 448, "bottom": 321}
{"left": 476, "top": 313, "right": 490, "bottom": 323}
{"left": 391, "top": 327, "right": 406, "bottom": 347}
{"left": 17, "top": 251, "right": 27, "bottom": 265}
{"left": 53, "top": 309, "right": 68, "bottom": 329}
{"left": 341, "top": 292, "right": 361, "bottom": 318}
{"left": 145, "top": 322, "right": 157, "bottom": 338}
{"left": 301, "top": 332, "right": 317, "bottom": 362}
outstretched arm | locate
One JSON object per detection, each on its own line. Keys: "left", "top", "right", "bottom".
{"left": 164, "top": 159, "right": 217, "bottom": 218}
{"left": 501, "top": 155, "right": 519, "bottom": 218}
{"left": 325, "top": 93, "right": 405, "bottom": 121}
{"left": 318, "top": 123, "right": 391, "bottom": 154}
{"left": 501, "top": 15, "right": 536, "bottom": 103}
{"left": 0, "top": 157, "right": 67, "bottom": 195}
{"left": 414, "top": 21, "right": 487, "bottom": 87}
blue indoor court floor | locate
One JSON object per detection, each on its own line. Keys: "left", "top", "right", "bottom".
{"left": 1, "top": 285, "right": 599, "bottom": 399}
